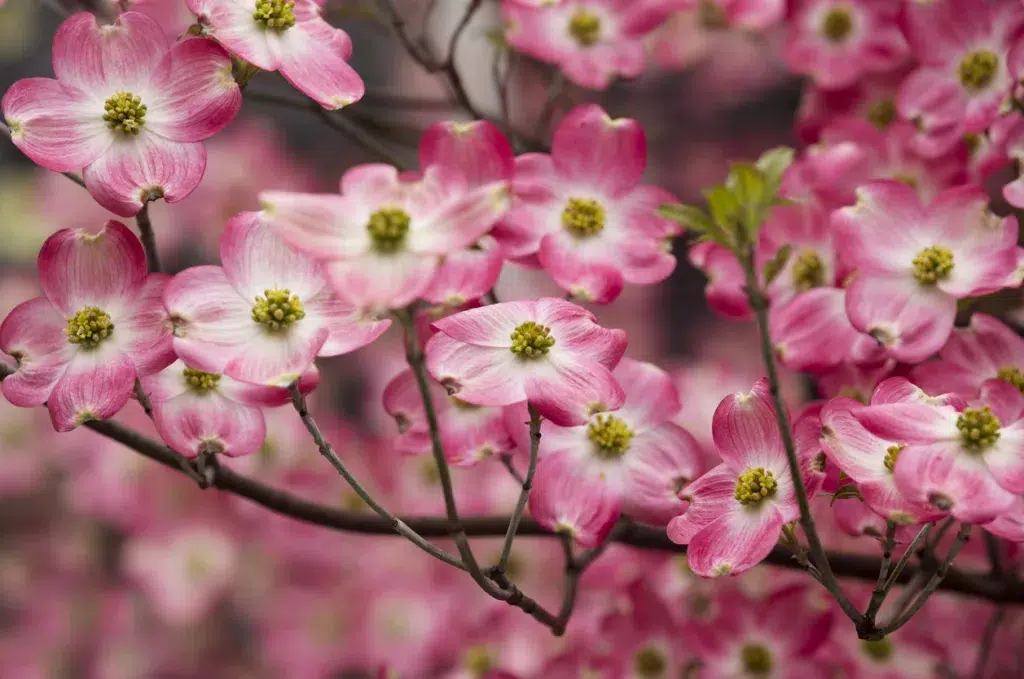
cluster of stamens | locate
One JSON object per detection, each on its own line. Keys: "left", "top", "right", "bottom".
{"left": 252, "top": 289, "right": 305, "bottom": 331}
{"left": 862, "top": 638, "right": 894, "bottom": 662}
{"left": 367, "top": 207, "right": 411, "bottom": 253}
{"left": 734, "top": 467, "right": 777, "bottom": 506}
{"left": 587, "top": 414, "right": 634, "bottom": 460}
{"left": 791, "top": 250, "right": 826, "bottom": 290}
{"left": 866, "top": 99, "right": 897, "bottom": 128}
{"left": 740, "top": 644, "right": 773, "bottom": 676}
{"left": 253, "top": 0, "right": 296, "bottom": 31}
{"left": 561, "top": 197, "right": 606, "bottom": 237}
{"left": 997, "top": 366, "right": 1024, "bottom": 394}
{"left": 509, "top": 321, "right": 555, "bottom": 358}
{"left": 883, "top": 444, "right": 904, "bottom": 473}
{"left": 957, "top": 406, "right": 1001, "bottom": 451}
{"left": 183, "top": 367, "right": 221, "bottom": 392}
{"left": 103, "top": 91, "right": 147, "bottom": 134}
{"left": 633, "top": 647, "right": 667, "bottom": 679}
{"left": 66, "top": 306, "right": 114, "bottom": 348}
{"left": 568, "top": 9, "right": 602, "bottom": 46}
{"left": 911, "top": 245, "right": 954, "bottom": 284}
{"left": 820, "top": 8, "right": 853, "bottom": 43}
{"left": 959, "top": 50, "right": 999, "bottom": 91}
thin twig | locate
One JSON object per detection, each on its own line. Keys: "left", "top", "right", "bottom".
{"left": 865, "top": 521, "right": 898, "bottom": 622}
{"left": 972, "top": 606, "right": 1006, "bottom": 679}
{"left": 984, "top": 531, "right": 1004, "bottom": 578}
{"left": 533, "top": 70, "right": 566, "bottom": 140}
{"left": 135, "top": 202, "right": 161, "bottom": 273}
{"left": 288, "top": 383, "right": 466, "bottom": 571}
{"left": 499, "top": 454, "right": 525, "bottom": 485}
{"left": 497, "top": 404, "right": 540, "bottom": 573}
{"left": 882, "top": 522, "right": 933, "bottom": 591}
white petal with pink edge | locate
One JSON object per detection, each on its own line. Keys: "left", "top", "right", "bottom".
{"left": 260, "top": 192, "right": 366, "bottom": 259}
{"left": 186, "top": 0, "right": 277, "bottom": 70}
{"left": 712, "top": 378, "right": 787, "bottom": 472}
{"left": 303, "top": 288, "right": 390, "bottom": 356}
{"left": 0, "top": 298, "right": 74, "bottom": 407}
{"left": 687, "top": 503, "right": 785, "bottom": 577}
{"left": 528, "top": 452, "right": 622, "bottom": 548}
{"left": 272, "top": 20, "right": 364, "bottom": 109}
{"left": 410, "top": 181, "right": 510, "bottom": 255}
{"left": 430, "top": 300, "right": 537, "bottom": 348}
{"left": 48, "top": 350, "right": 136, "bottom": 431}
{"left": 114, "top": 273, "right": 175, "bottom": 376}
{"left": 52, "top": 12, "right": 169, "bottom": 92}
{"left": 420, "top": 239, "right": 504, "bottom": 306}
{"left": 152, "top": 391, "right": 266, "bottom": 458}
{"left": 425, "top": 333, "right": 526, "bottom": 407}
{"left": 323, "top": 251, "right": 439, "bottom": 311}
{"left": 666, "top": 464, "right": 737, "bottom": 545}
{"left": 614, "top": 358, "right": 681, "bottom": 424}
{"left": 223, "top": 323, "right": 330, "bottom": 387}
{"left": 551, "top": 104, "right": 646, "bottom": 196}
{"left": 623, "top": 423, "right": 702, "bottom": 525}
{"left": 524, "top": 354, "right": 624, "bottom": 426}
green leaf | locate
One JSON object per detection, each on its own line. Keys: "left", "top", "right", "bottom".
{"left": 727, "top": 163, "right": 766, "bottom": 208}
{"left": 762, "top": 244, "right": 792, "bottom": 285}
{"left": 657, "top": 203, "right": 713, "bottom": 232}
{"left": 830, "top": 484, "right": 863, "bottom": 506}
{"left": 755, "top": 146, "right": 795, "bottom": 197}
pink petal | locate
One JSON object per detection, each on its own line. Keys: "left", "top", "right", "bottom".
{"left": 409, "top": 180, "right": 510, "bottom": 255}
{"left": 220, "top": 211, "right": 327, "bottom": 302}
{"left": 984, "top": 423, "right": 1024, "bottom": 495}
{"left": 524, "top": 354, "right": 625, "bottom": 426}
{"left": 420, "top": 240, "right": 504, "bottom": 306}
{"left": 187, "top": 0, "right": 276, "bottom": 70}
{"left": 528, "top": 452, "right": 622, "bottom": 548}
{"left": 83, "top": 132, "right": 207, "bottom": 217}
{"left": 772, "top": 288, "right": 881, "bottom": 372}
{"left": 323, "top": 251, "right": 439, "bottom": 310}
{"left": 52, "top": 11, "right": 169, "bottom": 92}
{"left": 0, "top": 298, "right": 74, "bottom": 407}
{"left": 979, "top": 378, "right": 1024, "bottom": 424}
{"left": 820, "top": 398, "right": 892, "bottom": 484}
{"left": 440, "top": 405, "right": 515, "bottom": 466}
{"left": 712, "top": 378, "right": 787, "bottom": 473}
{"left": 832, "top": 180, "right": 925, "bottom": 273}
{"left": 259, "top": 191, "right": 365, "bottom": 259}
{"left": 687, "top": 503, "right": 785, "bottom": 577}
{"left": 152, "top": 391, "right": 266, "bottom": 458}
{"left": 538, "top": 231, "right": 625, "bottom": 303}
{"left": 551, "top": 104, "right": 646, "bottom": 197}
{"left": 138, "top": 358, "right": 190, "bottom": 403}
{"left": 303, "top": 287, "right": 390, "bottom": 356}
{"left": 1, "top": 78, "right": 112, "bottom": 172}
{"left": 535, "top": 297, "right": 628, "bottom": 369}
{"left": 431, "top": 299, "right": 538, "bottom": 348}
{"left": 273, "top": 21, "right": 364, "bottom": 109}
{"left": 48, "top": 350, "right": 136, "bottom": 431}
{"left": 38, "top": 220, "right": 147, "bottom": 316}
{"left": 146, "top": 37, "right": 241, "bottom": 142}
{"left": 984, "top": 496, "right": 1024, "bottom": 542}
{"left": 623, "top": 423, "right": 703, "bottom": 525}
{"left": 690, "top": 241, "right": 751, "bottom": 319}
{"left": 221, "top": 321, "right": 328, "bottom": 387}
{"left": 615, "top": 357, "right": 681, "bottom": 424}
{"left": 938, "top": 215, "right": 1019, "bottom": 298}
{"left": 666, "top": 463, "right": 736, "bottom": 545}
{"left": 418, "top": 120, "right": 514, "bottom": 187}
{"left": 424, "top": 332, "right": 526, "bottom": 407}
{"left": 853, "top": 401, "right": 957, "bottom": 443}
{"left": 115, "top": 272, "right": 175, "bottom": 377}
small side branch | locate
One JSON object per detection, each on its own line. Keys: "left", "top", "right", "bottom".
{"left": 135, "top": 202, "right": 161, "bottom": 273}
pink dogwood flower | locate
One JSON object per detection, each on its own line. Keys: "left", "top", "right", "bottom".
{"left": 523, "top": 358, "right": 702, "bottom": 546}
{"left": 382, "top": 367, "right": 514, "bottom": 466}
{"left": 1, "top": 12, "right": 242, "bottom": 217}
{"left": 667, "top": 378, "right": 822, "bottom": 577}
{"left": 260, "top": 159, "right": 509, "bottom": 312}
{"left": 784, "top": 0, "right": 908, "bottom": 90}
{"left": 0, "top": 221, "right": 173, "bottom": 431}
{"left": 124, "top": 0, "right": 197, "bottom": 38}
{"left": 164, "top": 211, "right": 390, "bottom": 386}
{"left": 834, "top": 180, "right": 1018, "bottom": 363}
{"left": 854, "top": 377, "right": 1024, "bottom": 524}
{"left": 494, "top": 104, "right": 679, "bottom": 303}
{"left": 140, "top": 358, "right": 316, "bottom": 458}
{"left": 502, "top": 0, "right": 671, "bottom": 90}
{"left": 187, "top": 0, "right": 364, "bottom": 109}
{"left": 424, "top": 298, "right": 627, "bottom": 426}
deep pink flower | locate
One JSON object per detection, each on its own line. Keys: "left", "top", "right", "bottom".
{"left": 667, "top": 379, "right": 821, "bottom": 577}
{"left": 164, "top": 211, "right": 389, "bottom": 386}
{"left": 502, "top": 0, "right": 671, "bottom": 90}
{"left": 522, "top": 359, "right": 702, "bottom": 545}
{"left": 494, "top": 104, "right": 678, "bottom": 303}
{"left": 261, "top": 160, "right": 509, "bottom": 311}
{"left": 1, "top": 12, "right": 241, "bottom": 217}
{"left": 853, "top": 377, "right": 1024, "bottom": 524}
{"left": 188, "top": 0, "right": 364, "bottom": 109}
{"left": 124, "top": 0, "right": 197, "bottom": 38}
{"left": 382, "top": 367, "right": 514, "bottom": 466}
{"left": 912, "top": 313, "right": 1024, "bottom": 399}
{"left": 424, "top": 298, "right": 627, "bottom": 426}
{"left": 784, "top": 0, "right": 908, "bottom": 90}
{"left": 0, "top": 221, "right": 173, "bottom": 431}
{"left": 834, "top": 181, "right": 1019, "bottom": 363}
{"left": 688, "top": 241, "right": 750, "bottom": 319}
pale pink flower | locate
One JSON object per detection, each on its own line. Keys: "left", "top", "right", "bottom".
{"left": 0, "top": 222, "right": 173, "bottom": 431}
{"left": 899, "top": 0, "right": 1024, "bottom": 156}
{"left": 425, "top": 298, "right": 627, "bottom": 426}
{"left": 853, "top": 377, "right": 1024, "bottom": 524}
{"left": 834, "top": 181, "right": 1019, "bottom": 363}
{"left": 261, "top": 160, "right": 509, "bottom": 312}
{"left": 494, "top": 104, "right": 678, "bottom": 303}
{"left": 784, "top": 0, "right": 908, "bottom": 89}
{"left": 382, "top": 367, "right": 514, "bottom": 466}
{"left": 140, "top": 358, "right": 316, "bottom": 458}
{"left": 523, "top": 358, "right": 702, "bottom": 546}
{"left": 123, "top": 0, "right": 197, "bottom": 38}
{"left": 188, "top": 0, "right": 364, "bottom": 108}
{"left": 912, "top": 313, "right": 1024, "bottom": 399}
{"left": 165, "top": 211, "right": 389, "bottom": 386}
{"left": 667, "top": 379, "right": 821, "bottom": 577}
{"left": 1, "top": 12, "right": 241, "bottom": 217}
{"left": 502, "top": 0, "right": 671, "bottom": 90}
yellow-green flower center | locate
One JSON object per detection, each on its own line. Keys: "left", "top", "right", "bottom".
{"left": 957, "top": 406, "right": 1001, "bottom": 451}
{"left": 634, "top": 647, "right": 667, "bottom": 679}
{"left": 959, "top": 50, "right": 999, "bottom": 91}
{"left": 883, "top": 444, "right": 904, "bottom": 473}
{"left": 463, "top": 646, "right": 495, "bottom": 677}
{"left": 66, "top": 306, "right": 114, "bottom": 348}
{"left": 568, "top": 9, "right": 602, "bottom": 47}
{"left": 252, "top": 288, "right": 306, "bottom": 331}
{"left": 740, "top": 644, "right": 773, "bottom": 676}
{"left": 562, "top": 197, "right": 606, "bottom": 237}
{"left": 253, "top": 0, "right": 296, "bottom": 31}
{"left": 997, "top": 366, "right": 1024, "bottom": 394}
{"left": 509, "top": 321, "right": 555, "bottom": 358}
{"left": 587, "top": 414, "right": 634, "bottom": 460}
{"left": 912, "top": 245, "right": 954, "bottom": 284}
{"left": 367, "top": 207, "right": 411, "bottom": 253}
{"left": 791, "top": 250, "right": 826, "bottom": 291}
{"left": 734, "top": 467, "right": 778, "bottom": 506}
{"left": 866, "top": 99, "right": 897, "bottom": 128}
{"left": 183, "top": 367, "right": 221, "bottom": 392}
{"left": 821, "top": 7, "right": 853, "bottom": 43}
{"left": 103, "top": 91, "right": 147, "bottom": 135}
{"left": 861, "top": 638, "right": 894, "bottom": 662}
